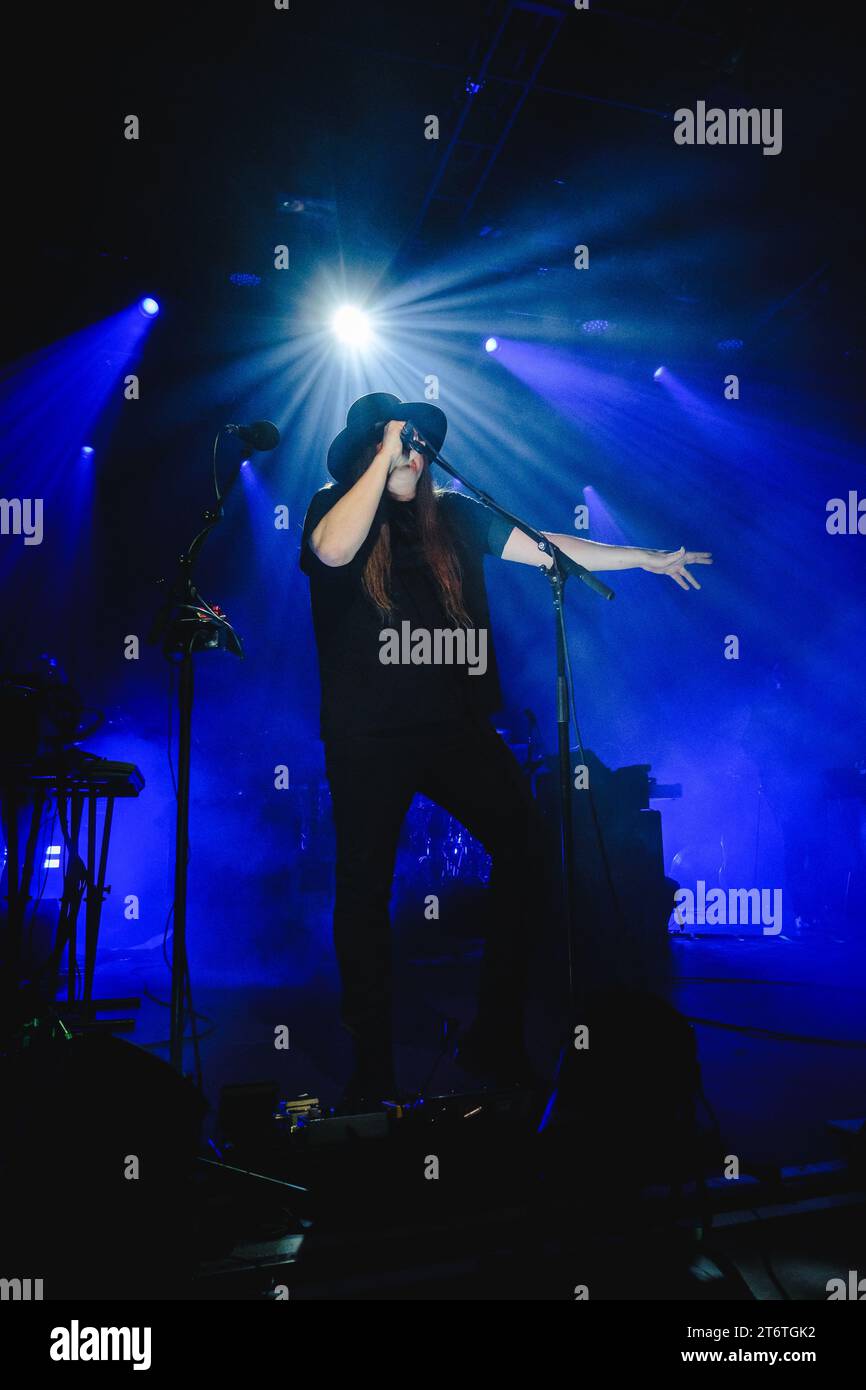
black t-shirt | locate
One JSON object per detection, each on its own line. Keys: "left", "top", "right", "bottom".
{"left": 300, "top": 484, "right": 512, "bottom": 739}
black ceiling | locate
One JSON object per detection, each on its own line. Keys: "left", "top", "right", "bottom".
{"left": 4, "top": 1, "right": 863, "bottom": 386}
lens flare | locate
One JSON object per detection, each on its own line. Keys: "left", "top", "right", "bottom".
{"left": 332, "top": 305, "right": 372, "bottom": 346}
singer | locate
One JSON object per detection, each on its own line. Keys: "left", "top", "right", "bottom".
{"left": 301, "top": 392, "right": 712, "bottom": 1107}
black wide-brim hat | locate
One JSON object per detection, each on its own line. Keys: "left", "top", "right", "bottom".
{"left": 327, "top": 392, "right": 447, "bottom": 484}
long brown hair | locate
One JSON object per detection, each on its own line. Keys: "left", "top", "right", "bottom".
{"left": 351, "top": 442, "right": 471, "bottom": 627}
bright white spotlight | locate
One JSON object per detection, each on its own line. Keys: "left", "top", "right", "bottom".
{"left": 139, "top": 296, "right": 160, "bottom": 318}
{"left": 484, "top": 336, "right": 499, "bottom": 353}
{"left": 332, "top": 305, "right": 372, "bottom": 346}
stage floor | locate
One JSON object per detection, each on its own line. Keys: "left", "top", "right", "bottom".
{"left": 83, "top": 919, "right": 866, "bottom": 1172}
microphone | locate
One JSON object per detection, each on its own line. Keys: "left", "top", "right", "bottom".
{"left": 400, "top": 421, "right": 434, "bottom": 458}
{"left": 224, "top": 420, "right": 281, "bottom": 451}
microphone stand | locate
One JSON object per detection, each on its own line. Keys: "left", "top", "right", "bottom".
{"left": 425, "top": 443, "right": 614, "bottom": 1032}
{"left": 149, "top": 446, "right": 244, "bottom": 1075}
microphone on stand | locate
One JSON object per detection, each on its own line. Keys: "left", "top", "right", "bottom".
{"left": 224, "top": 421, "right": 281, "bottom": 452}
{"left": 399, "top": 421, "right": 434, "bottom": 458}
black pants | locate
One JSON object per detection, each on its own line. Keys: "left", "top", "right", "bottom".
{"left": 324, "top": 715, "right": 547, "bottom": 1058}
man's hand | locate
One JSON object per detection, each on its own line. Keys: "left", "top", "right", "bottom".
{"left": 376, "top": 419, "right": 407, "bottom": 474}
{"left": 640, "top": 545, "right": 713, "bottom": 590}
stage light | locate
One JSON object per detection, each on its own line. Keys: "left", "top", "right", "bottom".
{"left": 653, "top": 366, "right": 666, "bottom": 380}
{"left": 138, "top": 297, "right": 160, "bottom": 318}
{"left": 332, "top": 305, "right": 372, "bottom": 346}
{"left": 80, "top": 445, "right": 95, "bottom": 459}
{"left": 484, "top": 337, "right": 499, "bottom": 354}
{"left": 582, "top": 320, "right": 609, "bottom": 334}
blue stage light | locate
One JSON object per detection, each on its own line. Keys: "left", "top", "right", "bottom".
{"left": 138, "top": 297, "right": 160, "bottom": 318}
{"left": 80, "top": 445, "right": 95, "bottom": 458}
{"left": 653, "top": 366, "right": 665, "bottom": 380}
{"left": 484, "top": 337, "right": 499, "bottom": 354}
{"left": 581, "top": 320, "right": 609, "bottom": 334}
{"left": 332, "top": 305, "right": 371, "bottom": 346}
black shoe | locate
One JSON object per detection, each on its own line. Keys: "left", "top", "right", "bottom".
{"left": 454, "top": 1024, "right": 543, "bottom": 1091}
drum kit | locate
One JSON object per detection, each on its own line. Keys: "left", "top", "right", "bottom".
{"left": 404, "top": 793, "right": 492, "bottom": 887}
{"left": 289, "top": 728, "right": 541, "bottom": 893}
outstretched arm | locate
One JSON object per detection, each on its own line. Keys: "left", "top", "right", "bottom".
{"left": 500, "top": 529, "right": 712, "bottom": 591}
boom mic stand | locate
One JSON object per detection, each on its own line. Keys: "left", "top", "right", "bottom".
{"left": 149, "top": 439, "right": 248, "bottom": 1074}
{"left": 420, "top": 437, "right": 615, "bottom": 1031}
